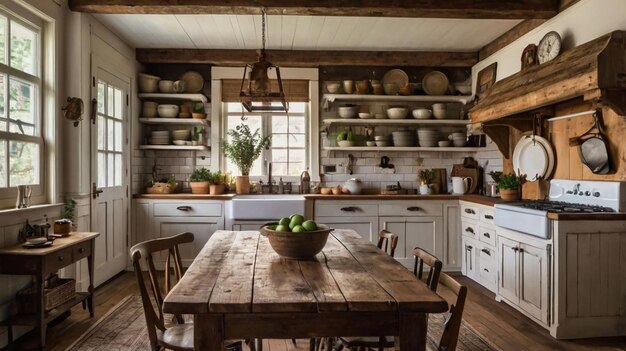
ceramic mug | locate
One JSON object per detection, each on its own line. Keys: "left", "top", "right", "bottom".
{"left": 173, "top": 80, "right": 186, "bottom": 93}
{"left": 452, "top": 176, "right": 472, "bottom": 194}
{"left": 343, "top": 80, "right": 355, "bottom": 94}
{"left": 158, "top": 80, "right": 174, "bottom": 93}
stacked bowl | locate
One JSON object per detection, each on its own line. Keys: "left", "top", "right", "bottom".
{"left": 149, "top": 131, "right": 169, "bottom": 145}
{"left": 449, "top": 132, "right": 467, "bottom": 147}
{"left": 172, "top": 129, "right": 191, "bottom": 145}
{"left": 392, "top": 129, "right": 415, "bottom": 147}
{"left": 417, "top": 129, "right": 440, "bottom": 147}
{"left": 374, "top": 135, "right": 391, "bottom": 147}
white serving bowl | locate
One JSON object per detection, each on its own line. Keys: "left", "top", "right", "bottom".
{"left": 453, "top": 139, "right": 467, "bottom": 147}
{"left": 375, "top": 140, "right": 390, "bottom": 147}
{"left": 366, "top": 141, "right": 376, "bottom": 147}
{"left": 158, "top": 80, "right": 175, "bottom": 93}
{"left": 173, "top": 140, "right": 186, "bottom": 146}
{"left": 358, "top": 112, "right": 372, "bottom": 119}
{"left": 374, "top": 135, "right": 390, "bottom": 141}
{"left": 412, "top": 108, "right": 432, "bottom": 119}
{"left": 433, "top": 108, "right": 448, "bottom": 120}
{"left": 158, "top": 104, "right": 180, "bottom": 118}
{"left": 387, "top": 107, "right": 409, "bottom": 119}
{"left": 338, "top": 106, "right": 358, "bottom": 119}
{"left": 438, "top": 140, "right": 451, "bottom": 147}
{"left": 138, "top": 73, "right": 160, "bottom": 93}
{"left": 337, "top": 140, "right": 355, "bottom": 147}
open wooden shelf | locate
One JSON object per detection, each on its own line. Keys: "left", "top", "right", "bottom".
{"left": 138, "top": 93, "right": 209, "bottom": 103}
{"left": 323, "top": 93, "right": 472, "bottom": 104}
{"left": 322, "top": 118, "right": 470, "bottom": 126}
{"left": 322, "top": 146, "right": 483, "bottom": 152}
{"left": 138, "top": 145, "right": 209, "bottom": 151}
{"left": 139, "top": 118, "right": 210, "bottom": 126}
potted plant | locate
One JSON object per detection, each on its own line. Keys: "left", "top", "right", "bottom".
{"left": 189, "top": 167, "right": 211, "bottom": 194}
{"left": 222, "top": 121, "right": 271, "bottom": 194}
{"left": 208, "top": 170, "right": 226, "bottom": 195}
{"left": 146, "top": 175, "right": 178, "bottom": 194}
{"left": 418, "top": 168, "right": 435, "bottom": 195}
{"left": 492, "top": 172, "right": 522, "bottom": 201}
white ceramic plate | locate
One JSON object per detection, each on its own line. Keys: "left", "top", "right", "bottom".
{"left": 422, "top": 71, "right": 449, "bottom": 95}
{"left": 382, "top": 69, "right": 409, "bottom": 90}
{"left": 512, "top": 133, "right": 555, "bottom": 181}
{"left": 180, "top": 71, "right": 204, "bottom": 93}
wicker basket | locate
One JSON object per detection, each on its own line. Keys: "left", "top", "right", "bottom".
{"left": 17, "top": 278, "right": 76, "bottom": 313}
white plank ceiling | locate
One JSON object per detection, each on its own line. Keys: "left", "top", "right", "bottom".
{"left": 94, "top": 14, "right": 522, "bottom": 51}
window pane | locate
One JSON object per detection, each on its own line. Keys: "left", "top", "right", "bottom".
{"left": 272, "top": 149, "right": 287, "bottom": 162}
{"left": 114, "top": 88, "right": 123, "bottom": 119}
{"left": 271, "top": 116, "right": 288, "bottom": 133}
{"left": 272, "top": 162, "right": 287, "bottom": 176}
{"left": 9, "top": 78, "right": 36, "bottom": 135}
{"left": 0, "top": 140, "right": 5, "bottom": 187}
{"left": 97, "top": 82, "right": 105, "bottom": 114}
{"left": 97, "top": 152, "right": 105, "bottom": 187}
{"left": 107, "top": 86, "right": 114, "bottom": 117}
{"left": 97, "top": 115, "right": 105, "bottom": 150}
{"left": 290, "top": 134, "right": 306, "bottom": 147}
{"left": 227, "top": 103, "right": 242, "bottom": 113}
{"left": 115, "top": 154, "right": 122, "bottom": 186}
{"left": 10, "top": 21, "right": 37, "bottom": 75}
{"left": 289, "top": 149, "right": 305, "bottom": 163}
{"left": 0, "top": 16, "right": 6, "bottom": 65}
{"left": 114, "top": 121, "right": 122, "bottom": 151}
{"left": 8, "top": 141, "right": 38, "bottom": 185}
{"left": 107, "top": 118, "right": 114, "bottom": 151}
{"left": 288, "top": 102, "right": 305, "bottom": 113}
{"left": 272, "top": 134, "right": 287, "bottom": 148}
{"left": 289, "top": 116, "right": 305, "bottom": 133}
{"left": 0, "top": 75, "right": 5, "bottom": 131}
{"left": 107, "top": 153, "right": 114, "bottom": 187}
{"left": 288, "top": 163, "right": 303, "bottom": 176}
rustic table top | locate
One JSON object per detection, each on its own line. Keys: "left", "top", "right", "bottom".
{"left": 0, "top": 232, "right": 99, "bottom": 256}
{"left": 163, "top": 229, "right": 448, "bottom": 315}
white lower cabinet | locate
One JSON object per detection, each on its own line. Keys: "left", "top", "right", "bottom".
{"left": 460, "top": 201, "right": 497, "bottom": 292}
{"left": 461, "top": 236, "right": 477, "bottom": 278}
{"left": 315, "top": 216, "right": 378, "bottom": 242}
{"left": 379, "top": 216, "right": 443, "bottom": 269}
{"left": 497, "top": 229, "right": 550, "bottom": 325}
{"left": 133, "top": 199, "right": 226, "bottom": 267}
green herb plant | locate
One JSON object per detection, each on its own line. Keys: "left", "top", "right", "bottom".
{"left": 62, "top": 197, "right": 76, "bottom": 223}
{"left": 222, "top": 121, "right": 271, "bottom": 176}
{"left": 418, "top": 168, "right": 435, "bottom": 184}
{"left": 207, "top": 170, "right": 224, "bottom": 185}
{"left": 496, "top": 172, "right": 522, "bottom": 190}
{"left": 189, "top": 167, "right": 211, "bottom": 182}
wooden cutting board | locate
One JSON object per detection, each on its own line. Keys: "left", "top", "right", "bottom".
{"left": 451, "top": 165, "right": 481, "bottom": 194}
{"left": 431, "top": 168, "right": 448, "bottom": 194}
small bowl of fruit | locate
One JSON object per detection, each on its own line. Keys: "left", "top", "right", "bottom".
{"left": 260, "top": 214, "right": 333, "bottom": 260}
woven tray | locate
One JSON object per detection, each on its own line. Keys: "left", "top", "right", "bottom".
{"left": 18, "top": 278, "right": 76, "bottom": 313}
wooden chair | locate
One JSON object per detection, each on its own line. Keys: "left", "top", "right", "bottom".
{"left": 413, "top": 247, "right": 443, "bottom": 291}
{"left": 335, "top": 230, "right": 400, "bottom": 351}
{"left": 432, "top": 273, "right": 467, "bottom": 351}
{"left": 131, "top": 232, "right": 242, "bottom": 351}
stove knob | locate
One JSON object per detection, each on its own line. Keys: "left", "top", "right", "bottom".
{"left": 578, "top": 191, "right": 584, "bottom": 196}
{"left": 585, "top": 191, "right": 591, "bottom": 196}
{"left": 593, "top": 192, "right": 600, "bottom": 197}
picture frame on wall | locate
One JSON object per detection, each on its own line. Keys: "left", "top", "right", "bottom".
{"left": 476, "top": 62, "right": 497, "bottom": 100}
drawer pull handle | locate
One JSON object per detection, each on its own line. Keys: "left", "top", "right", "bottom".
{"left": 465, "top": 245, "right": 473, "bottom": 251}
{"left": 465, "top": 227, "right": 475, "bottom": 234}
{"left": 481, "top": 248, "right": 491, "bottom": 256}
{"left": 512, "top": 247, "right": 519, "bottom": 252}
{"left": 58, "top": 256, "right": 64, "bottom": 262}
{"left": 464, "top": 208, "right": 476, "bottom": 214}
{"left": 483, "top": 232, "right": 491, "bottom": 238}
{"left": 78, "top": 248, "right": 85, "bottom": 253}
{"left": 176, "top": 206, "right": 192, "bottom": 211}
{"left": 340, "top": 207, "right": 358, "bottom": 212}
{"left": 406, "top": 206, "right": 421, "bottom": 212}
{"left": 483, "top": 268, "right": 490, "bottom": 273}
{"left": 519, "top": 248, "right": 524, "bottom": 253}
{"left": 484, "top": 214, "right": 494, "bottom": 220}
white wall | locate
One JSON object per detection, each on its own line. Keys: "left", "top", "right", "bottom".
{"left": 472, "top": 0, "right": 626, "bottom": 86}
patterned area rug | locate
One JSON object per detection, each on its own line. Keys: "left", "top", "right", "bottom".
{"left": 66, "top": 295, "right": 500, "bottom": 350}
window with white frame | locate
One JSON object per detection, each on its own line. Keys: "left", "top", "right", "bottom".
{"left": 0, "top": 7, "right": 42, "bottom": 197}
{"left": 223, "top": 102, "right": 308, "bottom": 178}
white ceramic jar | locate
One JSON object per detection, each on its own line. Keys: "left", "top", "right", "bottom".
{"left": 343, "top": 178, "right": 363, "bottom": 195}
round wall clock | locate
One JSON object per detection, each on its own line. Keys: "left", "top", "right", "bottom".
{"left": 537, "top": 31, "right": 562, "bottom": 64}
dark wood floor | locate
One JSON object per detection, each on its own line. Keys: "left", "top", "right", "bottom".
{"left": 43, "top": 272, "right": 625, "bottom": 351}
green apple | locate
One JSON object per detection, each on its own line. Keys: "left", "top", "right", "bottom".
{"left": 278, "top": 217, "right": 290, "bottom": 226}
{"left": 289, "top": 214, "right": 304, "bottom": 229}
{"left": 292, "top": 225, "right": 306, "bottom": 233}
{"left": 302, "top": 220, "right": 317, "bottom": 231}
{"left": 275, "top": 224, "right": 290, "bottom": 232}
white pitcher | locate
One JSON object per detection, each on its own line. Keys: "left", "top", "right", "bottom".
{"left": 452, "top": 176, "right": 472, "bottom": 194}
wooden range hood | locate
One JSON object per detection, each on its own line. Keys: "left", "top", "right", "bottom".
{"left": 469, "top": 30, "right": 626, "bottom": 157}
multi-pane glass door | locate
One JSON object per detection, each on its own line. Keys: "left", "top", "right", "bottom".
{"left": 96, "top": 79, "right": 124, "bottom": 189}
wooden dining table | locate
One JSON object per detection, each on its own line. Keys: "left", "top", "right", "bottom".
{"left": 163, "top": 229, "right": 448, "bottom": 351}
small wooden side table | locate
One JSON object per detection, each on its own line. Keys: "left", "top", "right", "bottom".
{"left": 0, "top": 232, "right": 99, "bottom": 349}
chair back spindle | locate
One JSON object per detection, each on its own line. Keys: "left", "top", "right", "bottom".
{"left": 437, "top": 273, "right": 468, "bottom": 351}
{"left": 412, "top": 247, "right": 443, "bottom": 291}
{"left": 377, "top": 230, "right": 399, "bottom": 257}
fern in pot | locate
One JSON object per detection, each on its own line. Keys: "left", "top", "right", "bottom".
{"left": 222, "top": 121, "right": 270, "bottom": 194}
{"left": 189, "top": 167, "right": 211, "bottom": 194}
{"left": 208, "top": 170, "right": 226, "bottom": 195}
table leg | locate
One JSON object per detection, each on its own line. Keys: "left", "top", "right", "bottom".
{"left": 87, "top": 240, "right": 95, "bottom": 317}
{"left": 399, "top": 312, "right": 428, "bottom": 351}
{"left": 36, "top": 275, "right": 46, "bottom": 348}
{"left": 194, "top": 314, "right": 223, "bottom": 350}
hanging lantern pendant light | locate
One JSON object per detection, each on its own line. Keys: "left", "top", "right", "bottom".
{"left": 240, "top": 8, "right": 289, "bottom": 112}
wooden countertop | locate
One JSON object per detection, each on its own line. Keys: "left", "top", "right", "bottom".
{"left": 133, "top": 193, "right": 236, "bottom": 200}
{"left": 459, "top": 194, "right": 508, "bottom": 207}
{"left": 0, "top": 232, "right": 99, "bottom": 255}
{"left": 547, "top": 212, "right": 626, "bottom": 220}
{"left": 304, "top": 194, "right": 460, "bottom": 200}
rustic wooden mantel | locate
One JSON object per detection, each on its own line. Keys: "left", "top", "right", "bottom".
{"left": 470, "top": 30, "right": 626, "bottom": 124}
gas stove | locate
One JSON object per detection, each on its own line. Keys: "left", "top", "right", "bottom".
{"left": 494, "top": 179, "right": 626, "bottom": 238}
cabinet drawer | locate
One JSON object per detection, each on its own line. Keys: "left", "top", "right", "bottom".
{"left": 480, "top": 207, "right": 495, "bottom": 226}
{"left": 478, "top": 257, "right": 497, "bottom": 285}
{"left": 315, "top": 203, "right": 377, "bottom": 217}
{"left": 460, "top": 204, "right": 479, "bottom": 220}
{"left": 479, "top": 226, "right": 496, "bottom": 247}
{"left": 378, "top": 203, "right": 442, "bottom": 217}
{"left": 461, "top": 219, "right": 478, "bottom": 239}
{"left": 477, "top": 245, "right": 496, "bottom": 267}
{"left": 44, "top": 247, "right": 73, "bottom": 273}
{"left": 73, "top": 240, "right": 92, "bottom": 261}
{"left": 154, "top": 202, "right": 223, "bottom": 217}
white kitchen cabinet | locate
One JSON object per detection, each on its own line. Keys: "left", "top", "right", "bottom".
{"left": 444, "top": 203, "right": 461, "bottom": 270}
{"left": 461, "top": 236, "right": 477, "bottom": 279}
{"left": 460, "top": 201, "right": 497, "bottom": 293}
{"left": 497, "top": 229, "right": 550, "bottom": 325}
{"left": 379, "top": 216, "right": 443, "bottom": 269}
{"left": 133, "top": 198, "right": 225, "bottom": 267}
{"left": 314, "top": 201, "right": 379, "bottom": 242}
{"left": 315, "top": 216, "right": 378, "bottom": 242}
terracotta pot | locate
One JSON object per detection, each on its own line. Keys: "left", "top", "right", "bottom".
{"left": 190, "top": 181, "right": 210, "bottom": 194}
{"left": 500, "top": 188, "right": 520, "bottom": 201}
{"left": 209, "top": 184, "right": 225, "bottom": 195}
{"left": 236, "top": 176, "right": 250, "bottom": 194}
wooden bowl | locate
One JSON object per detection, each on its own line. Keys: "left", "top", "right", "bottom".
{"left": 260, "top": 224, "right": 333, "bottom": 260}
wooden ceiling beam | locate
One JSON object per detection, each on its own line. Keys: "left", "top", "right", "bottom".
{"left": 69, "top": 0, "right": 557, "bottom": 19}
{"left": 136, "top": 49, "right": 478, "bottom": 68}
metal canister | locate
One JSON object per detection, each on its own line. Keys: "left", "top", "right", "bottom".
{"left": 300, "top": 169, "right": 311, "bottom": 194}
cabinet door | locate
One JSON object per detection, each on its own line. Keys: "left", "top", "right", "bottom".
{"left": 444, "top": 203, "right": 461, "bottom": 270}
{"left": 498, "top": 236, "right": 519, "bottom": 304}
{"left": 315, "top": 216, "right": 377, "bottom": 242}
{"left": 379, "top": 216, "right": 442, "bottom": 270}
{"left": 518, "top": 242, "right": 550, "bottom": 324}
{"left": 155, "top": 216, "right": 224, "bottom": 266}
{"left": 461, "top": 236, "right": 477, "bottom": 279}
{"left": 477, "top": 245, "right": 497, "bottom": 292}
